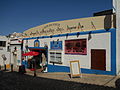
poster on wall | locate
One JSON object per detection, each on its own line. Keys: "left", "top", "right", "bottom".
{"left": 65, "top": 39, "right": 87, "bottom": 55}
{"left": 34, "top": 39, "right": 40, "bottom": 47}
{"left": 50, "top": 41, "right": 62, "bottom": 50}
{"left": 70, "top": 60, "right": 82, "bottom": 78}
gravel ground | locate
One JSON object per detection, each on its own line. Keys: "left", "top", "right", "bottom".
{"left": 0, "top": 70, "right": 119, "bottom": 90}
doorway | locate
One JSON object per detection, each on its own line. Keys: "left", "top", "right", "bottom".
{"left": 30, "top": 49, "right": 47, "bottom": 72}
{"left": 91, "top": 49, "right": 106, "bottom": 71}
{"left": 24, "top": 47, "right": 48, "bottom": 72}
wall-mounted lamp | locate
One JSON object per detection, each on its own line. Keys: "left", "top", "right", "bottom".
{"left": 50, "top": 35, "right": 52, "bottom": 38}
{"left": 66, "top": 33, "right": 69, "bottom": 39}
{"left": 77, "top": 32, "right": 80, "bottom": 37}
{"left": 88, "top": 31, "right": 92, "bottom": 41}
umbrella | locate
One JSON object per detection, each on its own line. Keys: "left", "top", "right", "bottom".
{"left": 22, "top": 51, "right": 39, "bottom": 56}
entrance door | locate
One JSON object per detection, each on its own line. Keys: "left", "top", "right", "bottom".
{"left": 91, "top": 49, "right": 106, "bottom": 71}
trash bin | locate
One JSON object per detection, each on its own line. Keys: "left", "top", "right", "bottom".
{"left": 19, "top": 65, "right": 26, "bottom": 74}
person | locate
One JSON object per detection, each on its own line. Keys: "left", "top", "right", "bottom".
{"left": 31, "top": 57, "right": 36, "bottom": 76}
{"left": 27, "top": 56, "right": 33, "bottom": 69}
{"left": 1, "top": 54, "right": 7, "bottom": 70}
{"left": 18, "top": 57, "right": 26, "bottom": 74}
{"left": 29, "top": 57, "right": 35, "bottom": 70}
{"left": 40, "top": 52, "right": 47, "bottom": 72}
{"left": 12, "top": 47, "right": 17, "bottom": 68}
{"left": 42, "top": 53, "right": 46, "bottom": 66}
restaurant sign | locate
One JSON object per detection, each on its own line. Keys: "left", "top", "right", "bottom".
{"left": 23, "top": 15, "right": 110, "bottom": 37}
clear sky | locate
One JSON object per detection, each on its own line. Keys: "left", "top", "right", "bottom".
{"left": 0, "top": 0, "right": 112, "bottom": 35}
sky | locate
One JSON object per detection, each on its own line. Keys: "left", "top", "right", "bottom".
{"left": 0, "top": 0, "right": 112, "bottom": 36}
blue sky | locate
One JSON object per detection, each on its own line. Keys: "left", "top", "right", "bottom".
{"left": 0, "top": 0, "right": 112, "bottom": 35}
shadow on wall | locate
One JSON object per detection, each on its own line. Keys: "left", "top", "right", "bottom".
{"left": 104, "top": 15, "right": 116, "bottom": 31}
{"left": 104, "top": 15, "right": 112, "bottom": 31}
{"left": 113, "top": 14, "right": 116, "bottom": 28}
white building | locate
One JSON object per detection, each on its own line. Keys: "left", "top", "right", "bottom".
{"left": 0, "top": 36, "right": 10, "bottom": 69}
{"left": 0, "top": 33, "right": 22, "bottom": 70}
{"left": 19, "top": 0, "right": 120, "bottom": 76}
{"left": 10, "top": 38, "right": 22, "bottom": 67}
{"left": 23, "top": 0, "right": 120, "bottom": 75}
{"left": 1, "top": 0, "right": 119, "bottom": 75}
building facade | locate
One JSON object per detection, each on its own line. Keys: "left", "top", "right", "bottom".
{"left": 0, "top": 34, "right": 22, "bottom": 70}
{"left": 21, "top": 14, "right": 119, "bottom": 75}
{"left": 0, "top": 36, "right": 10, "bottom": 69}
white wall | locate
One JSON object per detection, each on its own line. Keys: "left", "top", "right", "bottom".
{"left": 113, "top": 0, "right": 120, "bottom": 75}
{"left": 0, "top": 52, "right": 10, "bottom": 66}
{"left": 0, "top": 36, "right": 10, "bottom": 66}
{"left": 59, "top": 33, "right": 111, "bottom": 71}
{"left": 116, "top": 30, "right": 120, "bottom": 75}
{"left": 113, "top": 0, "right": 120, "bottom": 30}
{"left": 24, "top": 32, "right": 111, "bottom": 71}
{"left": 0, "top": 36, "right": 9, "bottom": 52}
{"left": 10, "top": 45, "right": 22, "bottom": 65}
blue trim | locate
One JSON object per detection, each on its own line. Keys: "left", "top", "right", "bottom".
{"left": 34, "top": 39, "right": 40, "bottom": 47}
{"left": 111, "top": 29, "right": 116, "bottom": 75}
{"left": 22, "top": 28, "right": 115, "bottom": 40}
{"left": 48, "top": 64, "right": 70, "bottom": 72}
{"left": 47, "top": 64, "right": 114, "bottom": 75}
{"left": 28, "top": 47, "right": 47, "bottom": 50}
{"left": 81, "top": 68, "right": 114, "bottom": 75}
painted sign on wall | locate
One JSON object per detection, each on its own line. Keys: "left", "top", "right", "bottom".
{"left": 65, "top": 39, "right": 87, "bottom": 55}
{"left": 34, "top": 39, "right": 40, "bottom": 47}
{"left": 23, "top": 15, "right": 115, "bottom": 37}
{"left": 50, "top": 41, "right": 62, "bottom": 50}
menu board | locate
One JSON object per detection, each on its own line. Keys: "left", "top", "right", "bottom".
{"left": 70, "top": 60, "right": 82, "bottom": 78}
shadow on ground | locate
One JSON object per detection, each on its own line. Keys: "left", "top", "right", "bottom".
{"left": 0, "top": 71, "right": 118, "bottom": 90}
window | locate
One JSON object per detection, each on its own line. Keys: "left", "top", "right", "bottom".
{"left": 50, "top": 52, "right": 62, "bottom": 64}
{"left": 0, "top": 41, "right": 6, "bottom": 47}
{"left": 65, "top": 39, "right": 87, "bottom": 55}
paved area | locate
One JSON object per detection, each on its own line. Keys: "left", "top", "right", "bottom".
{"left": 27, "top": 70, "right": 120, "bottom": 88}
{"left": 0, "top": 69, "right": 120, "bottom": 90}
{"left": 35, "top": 72, "right": 119, "bottom": 87}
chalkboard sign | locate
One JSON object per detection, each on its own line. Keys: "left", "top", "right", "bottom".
{"left": 70, "top": 60, "right": 82, "bottom": 78}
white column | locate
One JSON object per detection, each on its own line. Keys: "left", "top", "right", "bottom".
{"left": 113, "top": 0, "right": 120, "bottom": 75}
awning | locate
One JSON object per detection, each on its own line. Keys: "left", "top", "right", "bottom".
{"left": 22, "top": 51, "right": 39, "bottom": 56}
{"left": 28, "top": 47, "right": 47, "bottom": 51}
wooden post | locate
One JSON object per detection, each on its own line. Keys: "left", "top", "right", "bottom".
{"left": 0, "top": 65, "right": 1, "bottom": 70}
{"left": 34, "top": 60, "right": 36, "bottom": 77}
{"left": 4, "top": 64, "right": 6, "bottom": 71}
{"left": 11, "top": 64, "right": 13, "bottom": 72}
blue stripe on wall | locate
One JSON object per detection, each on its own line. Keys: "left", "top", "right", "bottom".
{"left": 47, "top": 64, "right": 113, "bottom": 75}
{"left": 23, "top": 28, "right": 114, "bottom": 40}
{"left": 111, "top": 29, "right": 116, "bottom": 75}
{"left": 48, "top": 64, "right": 70, "bottom": 72}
